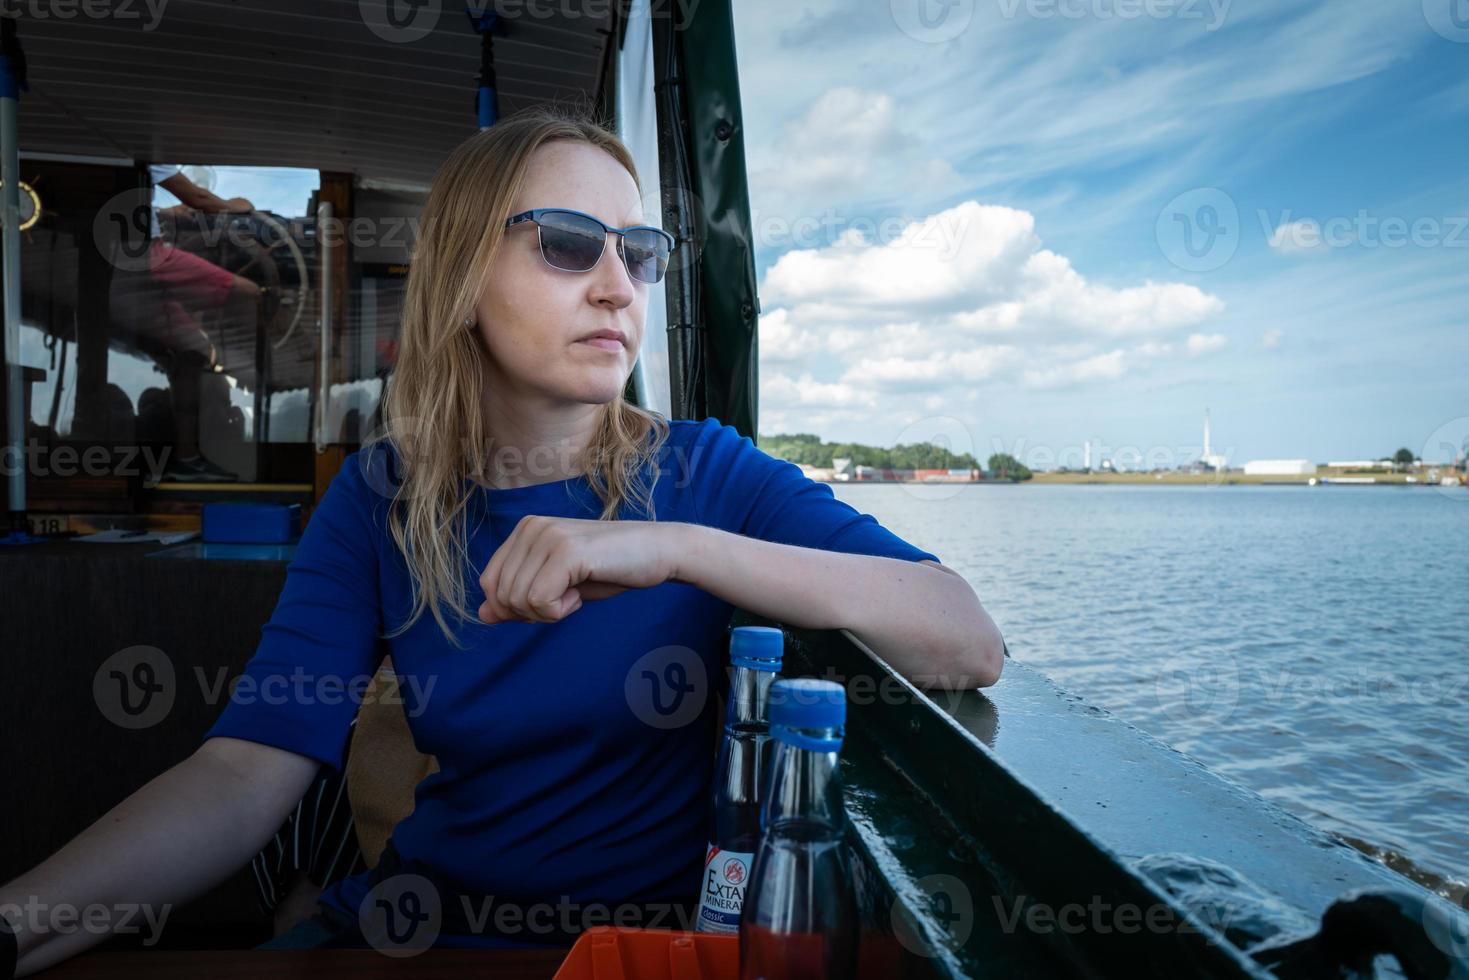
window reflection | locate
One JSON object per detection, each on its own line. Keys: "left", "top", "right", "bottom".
{"left": 14, "top": 158, "right": 419, "bottom": 513}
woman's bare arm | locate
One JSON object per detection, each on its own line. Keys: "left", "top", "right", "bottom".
{"left": 474, "top": 518, "right": 1005, "bottom": 690}
{"left": 2, "top": 737, "right": 321, "bottom": 976}
{"left": 671, "top": 525, "right": 1005, "bottom": 690}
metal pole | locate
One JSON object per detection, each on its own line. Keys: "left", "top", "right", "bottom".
{"left": 651, "top": 4, "right": 702, "bottom": 421}
{"left": 314, "top": 200, "right": 332, "bottom": 454}
{"left": 472, "top": 11, "right": 500, "bottom": 131}
{"left": 1, "top": 24, "right": 31, "bottom": 540}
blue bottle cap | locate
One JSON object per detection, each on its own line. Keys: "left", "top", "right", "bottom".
{"left": 729, "top": 626, "right": 784, "bottom": 672}
{"left": 768, "top": 678, "right": 846, "bottom": 732}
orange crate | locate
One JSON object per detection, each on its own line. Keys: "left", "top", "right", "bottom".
{"left": 553, "top": 926, "right": 739, "bottom": 980}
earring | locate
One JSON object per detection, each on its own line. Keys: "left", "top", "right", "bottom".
{"left": 464, "top": 316, "right": 474, "bottom": 329}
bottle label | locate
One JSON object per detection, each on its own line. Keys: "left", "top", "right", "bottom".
{"left": 695, "top": 843, "right": 754, "bottom": 934}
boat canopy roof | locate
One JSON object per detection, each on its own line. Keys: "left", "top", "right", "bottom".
{"left": 14, "top": 0, "right": 614, "bottom": 184}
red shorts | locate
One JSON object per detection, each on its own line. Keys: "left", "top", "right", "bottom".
{"left": 104, "top": 240, "right": 236, "bottom": 364}
{"left": 149, "top": 238, "right": 236, "bottom": 310}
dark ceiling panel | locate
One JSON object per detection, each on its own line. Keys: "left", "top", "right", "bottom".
{"left": 12, "top": 0, "right": 613, "bottom": 185}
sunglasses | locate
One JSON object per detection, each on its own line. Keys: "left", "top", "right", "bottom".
{"left": 505, "top": 208, "right": 675, "bottom": 285}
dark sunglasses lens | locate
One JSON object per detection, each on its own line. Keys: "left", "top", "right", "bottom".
{"left": 537, "top": 211, "right": 605, "bottom": 272}
{"left": 621, "top": 229, "right": 671, "bottom": 284}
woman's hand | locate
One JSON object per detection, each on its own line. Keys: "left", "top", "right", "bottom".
{"left": 477, "top": 517, "right": 687, "bottom": 625}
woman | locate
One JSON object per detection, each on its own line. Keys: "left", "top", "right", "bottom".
{"left": 0, "top": 106, "right": 1003, "bottom": 972}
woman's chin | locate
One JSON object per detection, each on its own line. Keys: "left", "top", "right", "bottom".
{"left": 565, "top": 373, "right": 631, "bottom": 405}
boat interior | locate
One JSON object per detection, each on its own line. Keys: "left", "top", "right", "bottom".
{"left": 1, "top": 2, "right": 1465, "bottom": 977}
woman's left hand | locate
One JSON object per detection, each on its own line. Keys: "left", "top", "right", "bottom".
{"left": 476, "top": 516, "right": 687, "bottom": 625}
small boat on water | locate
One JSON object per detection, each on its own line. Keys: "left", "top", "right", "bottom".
{"left": 1, "top": 3, "right": 1465, "bottom": 978}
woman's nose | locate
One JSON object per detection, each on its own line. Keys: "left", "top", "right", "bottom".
{"left": 588, "top": 234, "right": 637, "bottom": 306}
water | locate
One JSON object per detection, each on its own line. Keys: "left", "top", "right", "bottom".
{"left": 833, "top": 482, "right": 1469, "bottom": 896}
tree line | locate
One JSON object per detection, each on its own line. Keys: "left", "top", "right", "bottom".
{"left": 760, "top": 433, "right": 980, "bottom": 470}
{"left": 760, "top": 434, "right": 1035, "bottom": 480}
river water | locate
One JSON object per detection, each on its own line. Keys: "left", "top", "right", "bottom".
{"left": 833, "top": 481, "right": 1469, "bottom": 897}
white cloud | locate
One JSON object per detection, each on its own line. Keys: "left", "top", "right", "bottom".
{"left": 1269, "top": 219, "right": 1332, "bottom": 256}
{"left": 1021, "top": 350, "right": 1128, "bottom": 390}
{"left": 757, "top": 371, "right": 880, "bottom": 439}
{"left": 748, "top": 87, "right": 964, "bottom": 219}
{"left": 755, "top": 199, "right": 1226, "bottom": 414}
{"left": 764, "top": 201, "right": 1223, "bottom": 338}
{"left": 762, "top": 371, "right": 875, "bottom": 409}
{"left": 736, "top": 2, "right": 1425, "bottom": 230}
{"left": 761, "top": 202, "right": 1040, "bottom": 315}
{"left": 1185, "top": 333, "right": 1229, "bottom": 355}
{"left": 729, "top": 1, "right": 1455, "bottom": 457}
{"left": 844, "top": 345, "right": 1021, "bottom": 391}
{"left": 758, "top": 307, "right": 823, "bottom": 364}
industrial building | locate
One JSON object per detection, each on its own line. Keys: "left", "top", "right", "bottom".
{"left": 1243, "top": 459, "right": 1318, "bottom": 476}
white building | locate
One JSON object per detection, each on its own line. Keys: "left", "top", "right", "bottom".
{"left": 1244, "top": 459, "right": 1318, "bottom": 476}
{"left": 1201, "top": 409, "right": 1228, "bottom": 470}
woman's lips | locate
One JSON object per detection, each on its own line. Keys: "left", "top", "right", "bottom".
{"left": 577, "top": 338, "right": 624, "bottom": 352}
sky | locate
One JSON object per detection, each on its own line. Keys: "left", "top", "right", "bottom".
{"left": 729, "top": 0, "right": 1469, "bottom": 469}
{"left": 153, "top": 165, "right": 319, "bottom": 216}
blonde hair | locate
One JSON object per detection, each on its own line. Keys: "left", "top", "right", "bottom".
{"left": 369, "top": 105, "right": 671, "bottom": 647}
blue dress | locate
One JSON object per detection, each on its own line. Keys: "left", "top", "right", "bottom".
{"left": 205, "top": 416, "right": 941, "bottom": 948}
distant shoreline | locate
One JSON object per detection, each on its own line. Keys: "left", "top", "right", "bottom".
{"left": 1032, "top": 472, "right": 1463, "bottom": 486}
{"left": 822, "top": 472, "right": 1466, "bottom": 487}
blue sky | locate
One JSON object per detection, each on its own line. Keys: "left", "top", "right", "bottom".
{"left": 153, "top": 165, "right": 319, "bottom": 216}
{"left": 731, "top": 0, "right": 1469, "bottom": 468}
